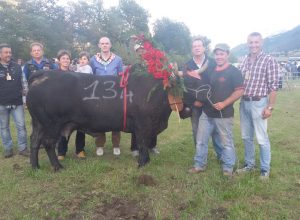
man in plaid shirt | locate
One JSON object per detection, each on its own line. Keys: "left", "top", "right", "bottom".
{"left": 237, "top": 32, "right": 279, "bottom": 180}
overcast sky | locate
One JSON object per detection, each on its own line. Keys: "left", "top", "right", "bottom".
{"left": 64, "top": 0, "right": 300, "bottom": 48}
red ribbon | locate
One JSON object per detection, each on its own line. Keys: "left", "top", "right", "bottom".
{"left": 119, "top": 65, "right": 131, "bottom": 131}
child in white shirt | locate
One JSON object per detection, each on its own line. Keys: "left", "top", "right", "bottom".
{"left": 76, "top": 51, "right": 93, "bottom": 74}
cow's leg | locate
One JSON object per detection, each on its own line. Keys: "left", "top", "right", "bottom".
{"left": 44, "top": 143, "right": 63, "bottom": 171}
{"left": 131, "top": 132, "right": 138, "bottom": 151}
{"left": 131, "top": 133, "right": 157, "bottom": 150}
{"left": 135, "top": 129, "right": 151, "bottom": 167}
{"left": 149, "top": 135, "right": 157, "bottom": 149}
{"left": 30, "top": 120, "right": 42, "bottom": 169}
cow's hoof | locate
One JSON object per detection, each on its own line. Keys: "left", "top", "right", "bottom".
{"left": 53, "top": 164, "right": 64, "bottom": 172}
{"left": 138, "top": 159, "right": 149, "bottom": 168}
{"left": 31, "top": 164, "right": 40, "bottom": 170}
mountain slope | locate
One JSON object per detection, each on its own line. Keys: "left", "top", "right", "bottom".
{"left": 232, "top": 25, "right": 300, "bottom": 57}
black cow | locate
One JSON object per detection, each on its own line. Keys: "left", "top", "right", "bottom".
{"left": 27, "top": 66, "right": 173, "bottom": 170}
{"left": 27, "top": 65, "right": 209, "bottom": 170}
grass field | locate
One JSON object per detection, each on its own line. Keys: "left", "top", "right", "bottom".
{"left": 0, "top": 88, "right": 299, "bottom": 220}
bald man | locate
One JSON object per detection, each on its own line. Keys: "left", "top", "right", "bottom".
{"left": 90, "top": 37, "right": 123, "bottom": 156}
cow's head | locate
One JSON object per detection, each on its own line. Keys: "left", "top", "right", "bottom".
{"left": 178, "top": 74, "right": 211, "bottom": 118}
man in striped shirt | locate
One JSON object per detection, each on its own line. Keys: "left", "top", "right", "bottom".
{"left": 237, "top": 32, "right": 279, "bottom": 180}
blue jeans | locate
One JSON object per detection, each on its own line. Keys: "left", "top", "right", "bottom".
{"left": 191, "top": 107, "right": 223, "bottom": 160}
{"left": 194, "top": 112, "right": 236, "bottom": 172}
{"left": 240, "top": 97, "right": 271, "bottom": 172}
{"left": 0, "top": 105, "right": 27, "bottom": 152}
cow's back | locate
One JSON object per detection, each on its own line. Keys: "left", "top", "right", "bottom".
{"left": 27, "top": 70, "right": 171, "bottom": 135}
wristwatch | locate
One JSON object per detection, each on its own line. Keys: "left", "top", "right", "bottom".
{"left": 267, "top": 106, "right": 274, "bottom": 111}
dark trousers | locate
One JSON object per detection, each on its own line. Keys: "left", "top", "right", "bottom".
{"left": 57, "top": 131, "right": 85, "bottom": 156}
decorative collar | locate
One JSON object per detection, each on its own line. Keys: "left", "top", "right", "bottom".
{"left": 96, "top": 52, "right": 116, "bottom": 65}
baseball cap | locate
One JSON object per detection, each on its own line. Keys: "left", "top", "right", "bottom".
{"left": 213, "top": 43, "right": 230, "bottom": 53}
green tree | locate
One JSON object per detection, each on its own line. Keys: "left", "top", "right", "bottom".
{"left": 118, "top": 0, "right": 150, "bottom": 38}
{"left": 153, "top": 17, "right": 191, "bottom": 55}
{"left": 0, "top": 0, "right": 72, "bottom": 60}
{"left": 66, "top": 0, "right": 106, "bottom": 55}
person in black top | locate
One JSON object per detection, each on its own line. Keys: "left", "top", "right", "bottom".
{"left": 188, "top": 43, "right": 244, "bottom": 176}
{"left": 182, "top": 37, "right": 222, "bottom": 160}
{"left": 55, "top": 50, "right": 86, "bottom": 160}
{"left": 0, "top": 44, "right": 29, "bottom": 158}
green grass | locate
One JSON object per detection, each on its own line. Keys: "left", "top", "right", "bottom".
{"left": 0, "top": 89, "right": 300, "bottom": 219}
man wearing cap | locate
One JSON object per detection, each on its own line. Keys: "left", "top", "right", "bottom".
{"left": 182, "top": 37, "right": 223, "bottom": 160}
{"left": 237, "top": 32, "right": 279, "bottom": 180}
{"left": 188, "top": 43, "right": 244, "bottom": 176}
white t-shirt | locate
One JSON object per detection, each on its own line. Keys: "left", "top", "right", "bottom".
{"left": 76, "top": 64, "right": 93, "bottom": 74}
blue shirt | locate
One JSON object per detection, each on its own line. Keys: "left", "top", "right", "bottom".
{"left": 23, "top": 57, "right": 58, "bottom": 80}
{"left": 90, "top": 54, "right": 123, "bottom": 76}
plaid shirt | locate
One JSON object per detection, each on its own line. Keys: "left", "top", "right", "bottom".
{"left": 239, "top": 52, "right": 279, "bottom": 97}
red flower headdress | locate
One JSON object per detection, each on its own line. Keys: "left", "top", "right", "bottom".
{"left": 132, "top": 34, "right": 172, "bottom": 88}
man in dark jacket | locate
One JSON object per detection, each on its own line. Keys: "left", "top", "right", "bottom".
{"left": 23, "top": 42, "right": 57, "bottom": 81}
{"left": 0, "top": 44, "right": 29, "bottom": 158}
{"left": 182, "top": 37, "right": 222, "bottom": 160}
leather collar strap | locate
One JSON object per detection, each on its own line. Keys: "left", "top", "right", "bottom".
{"left": 119, "top": 65, "right": 131, "bottom": 130}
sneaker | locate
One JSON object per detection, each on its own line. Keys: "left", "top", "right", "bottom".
{"left": 76, "top": 151, "right": 86, "bottom": 159}
{"left": 96, "top": 147, "right": 104, "bottom": 156}
{"left": 188, "top": 166, "right": 206, "bottom": 174}
{"left": 19, "top": 148, "right": 30, "bottom": 157}
{"left": 150, "top": 147, "right": 160, "bottom": 154}
{"left": 113, "top": 147, "right": 121, "bottom": 156}
{"left": 259, "top": 170, "right": 270, "bottom": 180}
{"left": 223, "top": 170, "right": 233, "bottom": 177}
{"left": 58, "top": 155, "right": 65, "bottom": 161}
{"left": 236, "top": 166, "right": 253, "bottom": 174}
{"left": 4, "top": 149, "right": 13, "bottom": 158}
{"left": 131, "top": 150, "right": 139, "bottom": 157}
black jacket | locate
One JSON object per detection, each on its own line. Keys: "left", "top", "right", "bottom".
{"left": 0, "top": 61, "right": 23, "bottom": 105}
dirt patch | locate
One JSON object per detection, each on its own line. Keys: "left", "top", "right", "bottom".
{"left": 177, "top": 202, "right": 189, "bottom": 211}
{"left": 92, "top": 197, "right": 154, "bottom": 220}
{"left": 210, "top": 206, "right": 228, "bottom": 220}
{"left": 137, "top": 174, "right": 157, "bottom": 187}
{"left": 49, "top": 191, "right": 153, "bottom": 220}
{"left": 249, "top": 195, "right": 267, "bottom": 206}
{"left": 12, "top": 163, "right": 22, "bottom": 171}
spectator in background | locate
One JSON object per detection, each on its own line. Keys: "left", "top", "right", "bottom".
{"left": 237, "top": 32, "right": 279, "bottom": 180}
{"left": 90, "top": 37, "right": 123, "bottom": 157}
{"left": 23, "top": 42, "right": 57, "bottom": 81}
{"left": 0, "top": 44, "right": 29, "bottom": 158}
{"left": 292, "top": 62, "right": 298, "bottom": 79}
{"left": 56, "top": 50, "right": 86, "bottom": 160}
{"left": 278, "top": 63, "right": 286, "bottom": 89}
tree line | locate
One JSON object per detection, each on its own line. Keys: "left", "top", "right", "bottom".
{"left": 1, "top": 0, "right": 201, "bottom": 65}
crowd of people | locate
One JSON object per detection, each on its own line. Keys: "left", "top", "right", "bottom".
{"left": 0, "top": 32, "right": 279, "bottom": 180}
